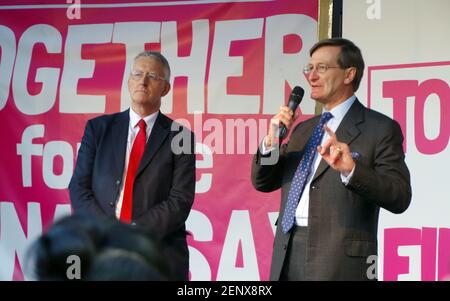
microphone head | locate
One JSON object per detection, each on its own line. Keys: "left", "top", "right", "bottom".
{"left": 287, "top": 86, "right": 304, "bottom": 110}
{"left": 291, "top": 86, "right": 304, "bottom": 99}
{"left": 279, "top": 86, "right": 305, "bottom": 140}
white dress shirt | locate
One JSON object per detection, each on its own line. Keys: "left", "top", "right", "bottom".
{"left": 115, "top": 109, "right": 158, "bottom": 218}
{"left": 295, "top": 96, "right": 356, "bottom": 226}
{"left": 261, "top": 95, "right": 357, "bottom": 226}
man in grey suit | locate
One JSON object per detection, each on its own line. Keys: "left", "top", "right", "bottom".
{"left": 252, "top": 38, "right": 411, "bottom": 280}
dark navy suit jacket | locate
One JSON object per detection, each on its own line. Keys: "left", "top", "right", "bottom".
{"left": 69, "top": 110, "right": 195, "bottom": 280}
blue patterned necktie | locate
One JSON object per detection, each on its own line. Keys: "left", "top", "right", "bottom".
{"left": 281, "top": 112, "right": 333, "bottom": 234}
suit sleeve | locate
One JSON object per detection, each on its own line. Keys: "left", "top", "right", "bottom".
{"left": 68, "top": 120, "right": 107, "bottom": 218}
{"left": 133, "top": 131, "right": 196, "bottom": 240}
{"left": 251, "top": 140, "right": 287, "bottom": 193}
{"left": 347, "top": 120, "right": 412, "bottom": 214}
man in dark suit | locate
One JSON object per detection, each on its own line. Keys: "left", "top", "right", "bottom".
{"left": 252, "top": 38, "right": 411, "bottom": 280}
{"left": 69, "top": 51, "right": 195, "bottom": 280}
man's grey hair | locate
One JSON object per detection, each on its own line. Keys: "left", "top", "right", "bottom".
{"left": 134, "top": 51, "right": 171, "bottom": 81}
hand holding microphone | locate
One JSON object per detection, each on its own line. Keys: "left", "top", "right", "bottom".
{"left": 279, "top": 86, "right": 304, "bottom": 139}
{"left": 265, "top": 86, "right": 304, "bottom": 148}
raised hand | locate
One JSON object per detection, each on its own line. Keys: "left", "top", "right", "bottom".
{"left": 317, "top": 124, "right": 355, "bottom": 176}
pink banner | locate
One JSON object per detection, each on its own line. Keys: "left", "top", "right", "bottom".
{"left": 0, "top": 0, "right": 318, "bottom": 280}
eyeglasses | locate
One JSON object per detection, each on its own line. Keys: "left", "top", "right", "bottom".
{"left": 303, "top": 63, "right": 342, "bottom": 75}
{"left": 130, "top": 70, "right": 167, "bottom": 82}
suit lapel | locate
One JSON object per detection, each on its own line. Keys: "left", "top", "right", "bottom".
{"left": 136, "top": 112, "right": 170, "bottom": 177}
{"left": 312, "top": 100, "right": 364, "bottom": 182}
{"left": 112, "top": 110, "right": 130, "bottom": 177}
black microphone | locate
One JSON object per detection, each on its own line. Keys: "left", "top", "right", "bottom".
{"left": 279, "top": 86, "right": 304, "bottom": 140}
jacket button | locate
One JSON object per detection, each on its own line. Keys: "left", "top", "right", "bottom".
{"left": 283, "top": 244, "right": 287, "bottom": 250}
{"left": 116, "top": 180, "right": 120, "bottom": 185}
{"left": 311, "top": 185, "right": 315, "bottom": 189}
{"left": 109, "top": 202, "right": 114, "bottom": 207}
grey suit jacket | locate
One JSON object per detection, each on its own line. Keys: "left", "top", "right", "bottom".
{"left": 252, "top": 100, "right": 411, "bottom": 280}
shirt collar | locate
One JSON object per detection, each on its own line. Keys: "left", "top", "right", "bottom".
{"left": 324, "top": 95, "right": 356, "bottom": 123}
{"left": 129, "top": 108, "right": 159, "bottom": 130}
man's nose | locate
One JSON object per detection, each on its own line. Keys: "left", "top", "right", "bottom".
{"left": 137, "top": 74, "right": 150, "bottom": 84}
{"left": 308, "top": 69, "right": 319, "bottom": 81}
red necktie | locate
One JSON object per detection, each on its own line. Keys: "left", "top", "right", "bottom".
{"left": 120, "top": 119, "right": 147, "bottom": 223}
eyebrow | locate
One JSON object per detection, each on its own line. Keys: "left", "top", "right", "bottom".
{"left": 132, "top": 70, "right": 158, "bottom": 74}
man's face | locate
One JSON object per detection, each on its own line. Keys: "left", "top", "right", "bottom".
{"left": 306, "top": 46, "right": 348, "bottom": 106}
{"left": 128, "top": 56, "right": 170, "bottom": 110}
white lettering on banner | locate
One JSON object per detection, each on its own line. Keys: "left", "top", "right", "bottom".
{"left": 42, "top": 141, "right": 74, "bottom": 189}
{"left": 16, "top": 125, "right": 45, "bottom": 187}
{"left": 195, "top": 143, "right": 213, "bottom": 194}
{"left": 188, "top": 209, "right": 271, "bottom": 281}
{"left": 0, "top": 203, "right": 71, "bottom": 280}
{"left": 0, "top": 25, "right": 16, "bottom": 110}
{"left": 208, "top": 18, "right": 263, "bottom": 114}
{"left": 0, "top": 15, "right": 317, "bottom": 115}
{"left": 264, "top": 14, "right": 316, "bottom": 114}
{"left": 17, "top": 125, "right": 75, "bottom": 189}
{"left": 112, "top": 22, "right": 161, "bottom": 112}
{"left": 0, "top": 204, "right": 274, "bottom": 280}
{"left": 53, "top": 204, "right": 72, "bottom": 222}
{"left": 60, "top": 24, "right": 113, "bottom": 113}
{"left": 16, "top": 124, "right": 210, "bottom": 190}
{"left": 2, "top": 13, "right": 317, "bottom": 280}
{"left": 0, "top": 202, "right": 42, "bottom": 281}
{"left": 161, "top": 20, "right": 209, "bottom": 114}
{"left": 13, "top": 24, "right": 61, "bottom": 115}
{"left": 186, "top": 210, "right": 213, "bottom": 281}
{"left": 216, "top": 210, "right": 259, "bottom": 280}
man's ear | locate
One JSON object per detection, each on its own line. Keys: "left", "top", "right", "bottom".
{"left": 344, "top": 67, "right": 356, "bottom": 85}
{"left": 161, "top": 82, "right": 171, "bottom": 97}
